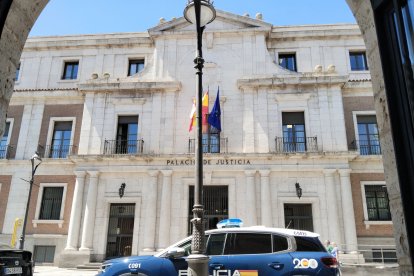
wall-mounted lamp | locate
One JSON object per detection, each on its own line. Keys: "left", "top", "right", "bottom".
{"left": 119, "top": 183, "right": 126, "bottom": 198}
{"left": 295, "top": 182, "right": 302, "bottom": 199}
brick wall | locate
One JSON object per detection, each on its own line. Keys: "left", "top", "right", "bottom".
{"left": 5, "top": 105, "right": 23, "bottom": 159}
{"left": 26, "top": 175, "right": 75, "bottom": 235}
{"left": 342, "top": 96, "right": 375, "bottom": 147}
{"left": 37, "top": 104, "right": 83, "bottom": 155}
{"left": 351, "top": 173, "right": 394, "bottom": 237}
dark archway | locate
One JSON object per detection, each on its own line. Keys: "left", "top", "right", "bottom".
{"left": 0, "top": 0, "right": 412, "bottom": 273}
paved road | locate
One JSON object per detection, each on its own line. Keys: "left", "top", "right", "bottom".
{"left": 33, "top": 265, "right": 399, "bottom": 276}
{"left": 34, "top": 266, "right": 98, "bottom": 276}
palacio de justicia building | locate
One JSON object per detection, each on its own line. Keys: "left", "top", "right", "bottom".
{"left": 0, "top": 9, "right": 394, "bottom": 266}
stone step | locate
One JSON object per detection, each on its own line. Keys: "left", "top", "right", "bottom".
{"left": 76, "top": 263, "right": 102, "bottom": 270}
{"left": 339, "top": 253, "right": 366, "bottom": 264}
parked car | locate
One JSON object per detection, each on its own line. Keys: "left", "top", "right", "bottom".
{"left": 97, "top": 226, "right": 340, "bottom": 276}
{"left": 0, "top": 243, "right": 33, "bottom": 276}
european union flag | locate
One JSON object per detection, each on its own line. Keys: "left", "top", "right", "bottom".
{"left": 208, "top": 88, "right": 221, "bottom": 131}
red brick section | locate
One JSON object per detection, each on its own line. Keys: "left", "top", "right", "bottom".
{"left": 38, "top": 104, "right": 83, "bottom": 155}
{"left": 0, "top": 175, "right": 12, "bottom": 233}
{"left": 5, "top": 105, "right": 23, "bottom": 159}
{"left": 26, "top": 175, "right": 75, "bottom": 235}
{"left": 351, "top": 173, "right": 394, "bottom": 237}
{"left": 342, "top": 96, "right": 375, "bottom": 147}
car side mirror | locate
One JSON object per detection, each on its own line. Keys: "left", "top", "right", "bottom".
{"left": 166, "top": 247, "right": 186, "bottom": 259}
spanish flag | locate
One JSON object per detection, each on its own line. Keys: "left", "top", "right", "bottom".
{"left": 238, "top": 270, "right": 258, "bottom": 276}
{"left": 189, "top": 91, "right": 209, "bottom": 132}
{"left": 202, "top": 91, "right": 209, "bottom": 133}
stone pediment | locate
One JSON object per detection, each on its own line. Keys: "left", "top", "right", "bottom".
{"left": 148, "top": 10, "right": 272, "bottom": 35}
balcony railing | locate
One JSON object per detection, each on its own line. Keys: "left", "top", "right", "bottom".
{"left": 38, "top": 144, "right": 77, "bottom": 158}
{"left": 0, "top": 145, "right": 15, "bottom": 159}
{"left": 188, "top": 137, "right": 228, "bottom": 154}
{"left": 275, "top": 137, "right": 318, "bottom": 153}
{"left": 350, "top": 140, "right": 382, "bottom": 155}
{"left": 104, "top": 139, "right": 144, "bottom": 155}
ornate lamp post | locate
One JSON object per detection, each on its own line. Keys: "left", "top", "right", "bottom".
{"left": 183, "top": 1, "right": 216, "bottom": 275}
{"left": 19, "top": 152, "right": 42, "bottom": 249}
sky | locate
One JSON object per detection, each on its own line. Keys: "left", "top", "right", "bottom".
{"left": 29, "top": 0, "right": 356, "bottom": 37}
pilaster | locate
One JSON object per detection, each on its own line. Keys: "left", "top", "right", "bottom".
{"left": 142, "top": 170, "right": 159, "bottom": 252}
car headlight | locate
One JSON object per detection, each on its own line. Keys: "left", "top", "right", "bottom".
{"left": 100, "top": 263, "right": 112, "bottom": 273}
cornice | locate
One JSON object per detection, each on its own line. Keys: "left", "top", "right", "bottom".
{"left": 78, "top": 80, "right": 182, "bottom": 93}
{"left": 237, "top": 74, "right": 348, "bottom": 89}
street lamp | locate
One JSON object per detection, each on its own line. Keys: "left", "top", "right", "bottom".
{"left": 19, "top": 152, "right": 42, "bottom": 249}
{"left": 183, "top": 1, "right": 216, "bottom": 276}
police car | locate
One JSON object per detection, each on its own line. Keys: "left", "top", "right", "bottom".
{"left": 97, "top": 220, "right": 340, "bottom": 276}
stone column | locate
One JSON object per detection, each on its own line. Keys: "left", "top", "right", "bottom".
{"left": 80, "top": 171, "right": 100, "bottom": 251}
{"left": 158, "top": 170, "right": 173, "bottom": 250}
{"left": 259, "top": 170, "right": 272, "bottom": 227}
{"left": 65, "top": 171, "right": 86, "bottom": 250}
{"left": 339, "top": 169, "right": 358, "bottom": 252}
{"left": 323, "top": 169, "right": 341, "bottom": 245}
{"left": 245, "top": 170, "right": 257, "bottom": 226}
{"left": 142, "top": 170, "right": 159, "bottom": 252}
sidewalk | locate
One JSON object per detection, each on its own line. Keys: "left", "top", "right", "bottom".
{"left": 34, "top": 266, "right": 98, "bottom": 276}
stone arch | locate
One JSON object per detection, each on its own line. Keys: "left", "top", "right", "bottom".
{"left": 0, "top": 0, "right": 412, "bottom": 272}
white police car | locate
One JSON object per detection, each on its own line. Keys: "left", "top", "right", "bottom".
{"left": 98, "top": 220, "right": 340, "bottom": 276}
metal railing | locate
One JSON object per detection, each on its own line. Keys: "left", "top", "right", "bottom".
{"left": 188, "top": 137, "right": 228, "bottom": 154}
{"left": 349, "top": 140, "right": 382, "bottom": 155}
{"left": 38, "top": 144, "right": 77, "bottom": 158}
{"left": 275, "top": 137, "right": 318, "bottom": 153}
{"left": 103, "top": 139, "right": 144, "bottom": 155}
{"left": 0, "top": 144, "right": 15, "bottom": 159}
{"left": 337, "top": 243, "right": 397, "bottom": 264}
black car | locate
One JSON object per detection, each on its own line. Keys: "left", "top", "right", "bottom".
{"left": 0, "top": 244, "right": 33, "bottom": 276}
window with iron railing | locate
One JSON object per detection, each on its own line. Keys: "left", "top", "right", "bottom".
{"left": 39, "top": 187, "right": 64, "bottom": 220}
{"left": 280, "top": 112, "right": 314, "bottom": 152}
{"left": 104, "top": 115, "right": 144, "bottom": 155}
{"left": 356, "top": 115, "right": 381, "bottom": 155}
{"left": 364, "top": 185, "right": 391, "bottom": 221}
{"left": 49, "top": 121, "right": 73, "bottom": 158}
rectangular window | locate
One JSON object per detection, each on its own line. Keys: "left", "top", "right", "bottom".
{"left": 282, "top": 112, "right": 306, "bottom": 152}
{"left": 39, "top": 187, "right": 64, "bottom": 220}
{"left": 128, "top": 59, "right": 145, "bottom": 76}
{"left": 224, "top": 233, "right": 272, "bottom": 255}
{"left": 206, "top": 233, "right": 226, "bottom": 255}
{"left": 62, "top": 61, "right": 79, "bottom": 80}
{"left": 34, "top": 246, "right": 55, "bottom": 263}
{"left": 272, "top": 234, "right": 289, "bottom": 252}
{"left": 350, "top": 51, "right": 369, "bottom": 71}
{"left": 202, "top": 124, "right": 221, "bottom": 153}
{"left": 357, "top": 115, "right": 381, "bottom": 155}
{"left": 116, "top": 116, "right": 139, "bottom": 154}
{"left": 50, "top": 121, "right": 72, "bottom": 158}
{"left": 364, "top": 185, "right": 392, "bottom": 221}
{"left": 0, "top": 122, "right": 10, "bottom": 159}
{"left": 279, "top": 53, "right": 297, "bottom": 71}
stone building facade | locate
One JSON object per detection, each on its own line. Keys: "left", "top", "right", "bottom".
{"left": 0, "top": 10, "right": 394, "bottom": 265}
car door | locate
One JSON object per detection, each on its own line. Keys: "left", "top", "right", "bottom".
{"left": 223, "top": 233, "right": 294, "bottom": 275}
{"left": 205, "top": 233, "right": 230, "bottom": 274}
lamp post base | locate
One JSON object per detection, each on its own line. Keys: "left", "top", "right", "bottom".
{"left": 187, "top": 254, "right": 209, "bottom": 276}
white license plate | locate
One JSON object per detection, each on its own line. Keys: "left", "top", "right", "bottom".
{"left": 4, "top": 266, "right": 23, "bottom": 275}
